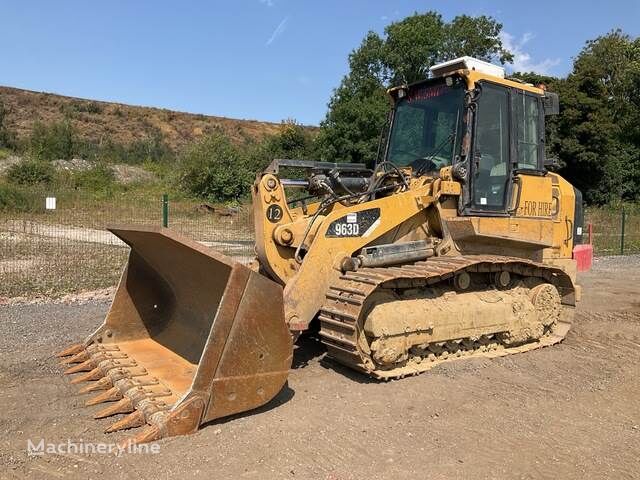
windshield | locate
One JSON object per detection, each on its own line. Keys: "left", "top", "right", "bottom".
{"left": 387, "top": 80, "right": 464, "bottom": 172}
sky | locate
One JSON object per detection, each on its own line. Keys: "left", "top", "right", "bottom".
{"left": 1, "top": 1, "right": 639, "bottom": 126}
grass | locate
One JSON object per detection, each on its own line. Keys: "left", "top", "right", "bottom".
{"left": 0, "top": 232, "right": 129, "bottom": 297}
{"left": 585, "top": 205, "right": 640, "bottom": 255}
{"left": 0, "top": 188, "right": 255, "bottom": 298}
{"left": 0, "top": 190, "right": 253, "bottom": 239}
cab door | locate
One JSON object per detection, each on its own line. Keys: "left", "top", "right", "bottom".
{"left": 454, "top": 81, "right": 556, "bottom": 255}
{"left": 468, "top": 82, "right": 512, "bottom": 213}
{"left": 465, "top": 81, "right": 554, "bottom": 219}
{"left": 509, "top": 89, "right": 555, "bottom": 221}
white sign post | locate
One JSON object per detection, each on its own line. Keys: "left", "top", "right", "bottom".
{"left": 45, "top": 197, "right": 56, "bottom": 210}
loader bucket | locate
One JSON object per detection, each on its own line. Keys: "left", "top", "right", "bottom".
{"left": 56, "top": 226, "right": 293, "bottom": 445}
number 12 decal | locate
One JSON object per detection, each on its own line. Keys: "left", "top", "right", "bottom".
{"left": 266, "top": 204, "right": 283, "bottom": 223}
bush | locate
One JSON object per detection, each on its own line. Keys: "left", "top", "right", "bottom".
{"left": 29, "top": 120, "right": 75, "bottom": 160}
{"left": 96, "top": 129, "right": 174, "bottom": 165}
{"left": 0, "top": 183, "right": 40, "bottom": 212}
{"left": 177, "top": 132, "right": 251, "bottom": 202}
{"left": 125, "top": 134, "right": 172, "bottom": 164}
{"left": 0, "top": 101, "right": 16, "bottom": 150}
{"left": 6, "top": 159, "right": 55, "bottom": 185}
{"left": 75, "top": 101, "right": 103, "bottom": 114}
{"left": 72, "top": 163, "right": 115, "bottom": 191}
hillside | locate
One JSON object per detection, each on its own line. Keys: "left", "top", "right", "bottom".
{"left": 0, "top": 85, "right": 292, "bottom": 152}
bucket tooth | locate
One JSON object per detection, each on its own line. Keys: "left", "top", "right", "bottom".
{"left": 123, "top": 367, "right": 148, "bottom": 378}
{"left": 118, "top": 425, "right": 162, "bottom": 449}
{"left": 70, "top": 367, "right": 104, "bottom": 384}
{"left": 56, "top": 343, "right": 84, "bottom": 358}
{"left": 87, "top": 344, "right": 120, "bottom": 354}
{"left": 60, "top": 350, "right": 90, "bottom": 365}
{"left": 100, "top": 359, "right": 137, "bottom": 369}
{"left": 105, "top": 368, "right": 139, "bottom": 383}
{"left": 78, "top": 377, "right": 113, "bottom": 394}
{"left": 64, "top": 359, "right": 96, "bottom": 375}
{"left": 94, "top": 398, "right": 134, "bottom": 419}
{"left": 127, "top": 376, "right": 159, "bottom": 388}
{"left": 85, "top": 387, "right": 123, "bottom": 406}
{"left": 126, "top": 385, "right": 172, "bottom": 403}
{"left": 105, "top": 410, "right": 146, "bottom": 433}
{"left": 98, "top": 352, "right": 128, "bottom": 361}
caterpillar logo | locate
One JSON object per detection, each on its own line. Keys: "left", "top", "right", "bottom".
{"left": 518, "top": 201, "right": 553, "bottom": 217}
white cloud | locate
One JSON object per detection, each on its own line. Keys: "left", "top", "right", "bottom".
{"left": 266, "top": 16, "right": 289, "bottom": 46}
{"left": 259, "top": 0, "right": 275, "bottom": 7}
{"left": 500, "top": 31, "right": 561, "bottom": 74}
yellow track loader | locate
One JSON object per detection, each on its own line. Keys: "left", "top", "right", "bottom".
{"left": 57, "top": 57, "right": 592, "bottom": 445}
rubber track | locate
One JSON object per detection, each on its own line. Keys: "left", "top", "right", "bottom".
{"left": 318, "top": 255, "right": 575, "bottom": 379}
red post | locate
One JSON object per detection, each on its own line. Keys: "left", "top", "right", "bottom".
{"left": 574, "top": 222, "right": 594, "bottom": 272}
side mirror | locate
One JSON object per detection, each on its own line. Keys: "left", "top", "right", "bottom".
{"left": 544, "top": 156, "right": 561, "bottom": 171}
{"left": 542, "top": 92, "right": 559, "bottom": 115}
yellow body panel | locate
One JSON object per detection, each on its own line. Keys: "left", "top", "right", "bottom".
{"left": 544, "top": 173, "right": 578, "bottom": 260}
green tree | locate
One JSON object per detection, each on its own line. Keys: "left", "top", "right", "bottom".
{"left": 317, "top": 12, "right": 512, "bottom": 165}
{"left": 554, "top": 30, "right": 640, "bottom": 204}
{"left": 177, "top": 132, "right": 251, "bottom": 202}
{"left": 246, "top": 119, "right": 317, "bottom": 175}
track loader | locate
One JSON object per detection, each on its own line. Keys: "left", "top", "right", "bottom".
{"left": 57, "top": 57, "right": 592, "bottom": 445}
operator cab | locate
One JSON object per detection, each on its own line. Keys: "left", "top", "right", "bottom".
{"left": 385, "top": 56, "right": 558, "bottom": 215}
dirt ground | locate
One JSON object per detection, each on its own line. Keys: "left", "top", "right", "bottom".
{"left": 1, "top": 256, "right": 639, "bottom": 480}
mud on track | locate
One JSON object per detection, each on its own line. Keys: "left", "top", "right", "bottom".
{"left": 1, "top": 256, "right": 639, "bottom": 479}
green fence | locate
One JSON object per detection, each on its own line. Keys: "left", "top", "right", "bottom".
{"left": 586, "top": 205, "right": 640, "bottom": 256}
{"left": 0, "top": 188, "right": 254, "bottom": 297}
{"left": 0, "top": 188, "right": 638, "bottom": 298}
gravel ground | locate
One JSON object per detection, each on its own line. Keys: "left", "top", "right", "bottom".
{"left": 0, "top": 256, "right": 639, "bottom": 479}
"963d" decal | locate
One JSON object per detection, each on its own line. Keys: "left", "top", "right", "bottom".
{"left": 325, "top": 208, "right": 380, "bottom": 238}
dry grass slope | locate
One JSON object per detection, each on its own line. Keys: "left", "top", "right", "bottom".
{"left": 0, "top": 85, "right": 301, "bottom": 151}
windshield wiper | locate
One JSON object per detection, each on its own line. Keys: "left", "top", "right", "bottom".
{"left": 414, "top": 109, "right": 461, "bottom": 176}
{"left": 413, "top": 131, "right": 455, "bottom": 176}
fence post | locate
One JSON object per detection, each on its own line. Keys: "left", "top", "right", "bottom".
{"left": 620, "top": 207, "right": 626, "bottom": 255}
{"left": 162, "top": 194, "right": 169, "bottom": 228}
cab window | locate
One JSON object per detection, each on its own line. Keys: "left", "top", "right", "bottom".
{"left": 387, "top": 81, "right": 464, "bottom": 172}
{"left": 514, "top": 91, "right": 541, "bottom": 169}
